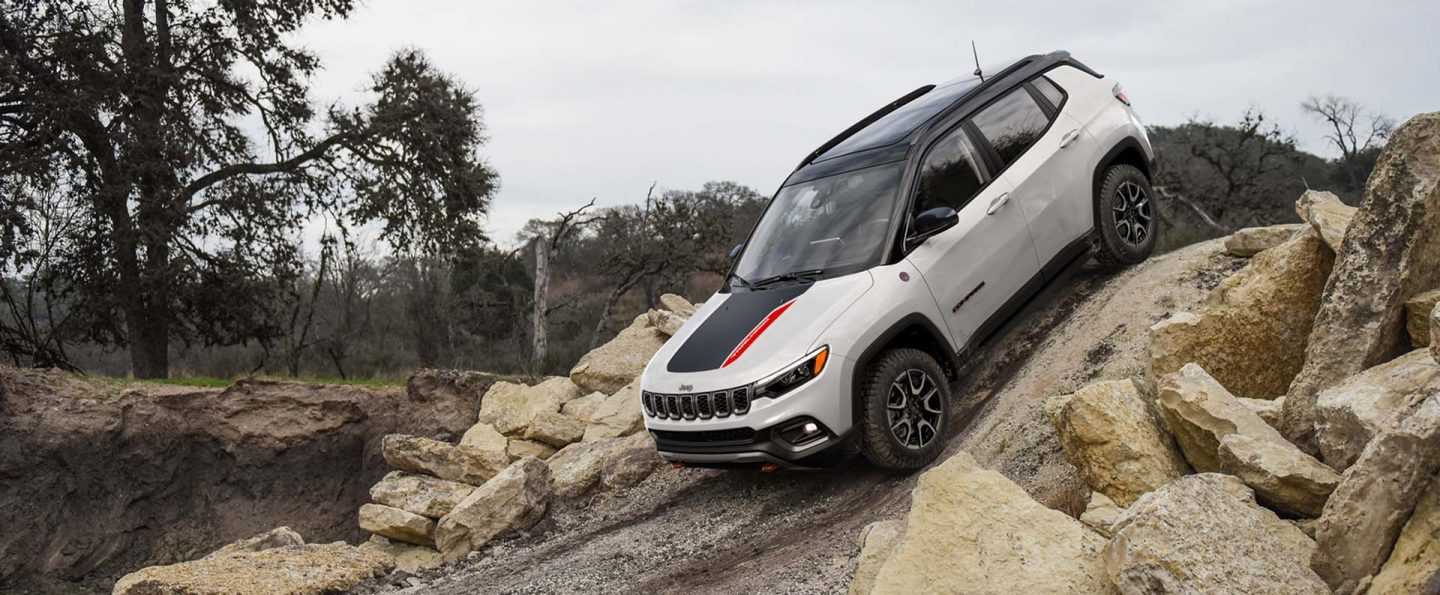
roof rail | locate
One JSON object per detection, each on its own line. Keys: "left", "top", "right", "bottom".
{"left": 794, "top": 84, "right": 935, "bottom": 171}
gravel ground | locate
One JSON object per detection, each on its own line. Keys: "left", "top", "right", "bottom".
{"left": 360, "top": 239, "right": 1243, "bottom": 595}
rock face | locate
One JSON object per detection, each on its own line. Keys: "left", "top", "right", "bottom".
{"left": 1406, "top": 288, "right": 1440, "bottom": 347}
{"left": 600, "top": 432, "right": 666, "bottom": 489}
{"left": 477, "top": 377, "right": 581, "bottom": 436}
{"left": 358, "top": 535, "right": 444, "bottom": 575}
{"left": 358, "top": 503, "right": 436, "bottom": 547}
{"left": 1146, "top": 227, "right": 1334, "bottom": 398}
{"left": 522, "top": 411, "right": 586, "bottom": 447}
{"left": 113, "top": 543, "right": 392, "bottom": 595}
{"left": 559, "top": 391, "right": 607, "bottom": 422}
{"left": 1155, "top": 363, "right": 1292, "bottom": 472}
{"left": 582, "top": 381, "right": 644, "bottom": 442}
{"left": 570, "top": 316, "right": 667, "bottom": 394}
{"left": 659, "top": 293, "right": 697, "bottom": 317}
{"left": 868, "top": 452, "right": 1111, "bottom": 594}
{"left": 434, "top": 458, "right": 552, "bottom": 559}
{"left": 506, "top": 438, "right": 557, "bottom": 461}
{"left": 1079, "top": 492, "right": 1124, "bottom": 538}
{"left": 1216, "top": 434, "right": 1340, "bottom": 518}
{"left": 369, "top": 471, "right": 476, "bottom": 519}
{"left": 1281, "top": 112, "right": 1440, "bottom": 452}
{"left": 1045, "top": 379, "right": 1189, "bottom": 507}
{"left": 848, "top": 520, "right": 904, "bottom": 595}
{"left": 1369, "top": 477, "right": 1440, "bottom": 594}
{"left": 1224, "top": 223, "right": 1304, "bottom": 257}
{"left": 1103, "top": 474, "right": 1328, "bottom": 594}
{"left": 205, "top": 527, "right": 305, "bottom": 559}
{"left": 1312, "top": 397, "right": 1440, "bottom": 592}
{"left": 1239, "top": 396, "right": 1285, "bottom": 429}
{"left": 1296, "top": 189, "right": 1357, "bottom": 252}
{"left": 381, "top": 434, "right": 509, "bottom": 486}
{"left": 458, "top": 422, "right": 508, "bottom": 456}
{"left": 1313, "top": 349, "right": 1439, "bottom": 470}
{"left": 547, "top": 440, "right": 611, "bottom": 499}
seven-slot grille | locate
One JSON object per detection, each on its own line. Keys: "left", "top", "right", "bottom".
{"left": 643, "top": 386, "right": 750, "bottom": 420}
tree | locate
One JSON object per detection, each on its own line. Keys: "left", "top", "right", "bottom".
{"left": 1301, "top": 94, "right": 1395, "bottom": 195}
{"left": 521, "top": 199, "right": 595, "bottom": 373}
{"left": 0, "top": 1, "right": 497, "bottom": 377}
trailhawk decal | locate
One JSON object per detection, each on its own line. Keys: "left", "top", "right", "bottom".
{"left": 666, "top": 284, "right": 810, "bottom": 373}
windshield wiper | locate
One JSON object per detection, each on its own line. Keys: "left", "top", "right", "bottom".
{"left": 751, "top": 268, "right": 825, "bottom": 288}
{"left": 727, "top": 271, "right": 756, "bottom": 290}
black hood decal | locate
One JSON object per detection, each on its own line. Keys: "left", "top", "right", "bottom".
{"left": 667, "top": 284, "right": 811, "bottom": 373}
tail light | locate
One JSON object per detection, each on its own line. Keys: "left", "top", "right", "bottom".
{"left": 1112, "top": 83, "right": 1131, "bottom": 106}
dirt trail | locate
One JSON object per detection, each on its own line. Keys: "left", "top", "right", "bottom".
{"left": 365, "top": 239, "right": 1242, "bottom": 595}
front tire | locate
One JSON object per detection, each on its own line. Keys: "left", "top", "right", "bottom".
{"left": 858, "top": 348, "right": 951, "bottom": 472}
{"left": 1091, "top": 164, "right": 1157, "bottom": 267}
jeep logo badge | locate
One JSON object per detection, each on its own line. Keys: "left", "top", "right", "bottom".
{"left": 678, "top": 383, "right": 693, "bottom": 392}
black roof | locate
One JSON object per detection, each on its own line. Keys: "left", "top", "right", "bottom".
{"left": 782, "top": 50, "right": 1098, "bottom": 187}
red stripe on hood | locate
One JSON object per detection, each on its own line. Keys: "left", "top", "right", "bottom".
{"left": 721, "top": 298, "right": 796, "bottom": 368}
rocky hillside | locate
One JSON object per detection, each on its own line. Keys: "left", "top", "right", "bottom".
{"left": 9, "top": 113, "right": 1438, "bottom": 594}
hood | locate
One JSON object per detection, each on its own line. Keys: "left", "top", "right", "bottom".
{"left": 650, "top": 272, "right": 874, "bottom": 385}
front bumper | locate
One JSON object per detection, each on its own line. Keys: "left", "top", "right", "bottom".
{"left": 651, "top": 420, "right": 856, "bottom": 469}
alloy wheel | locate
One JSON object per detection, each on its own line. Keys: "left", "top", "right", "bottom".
{"left": 885, "top": 369, "right": 942, "bottom": 449}
{"left": 1112, "top": 180, "right": 1153, "bottom": 246}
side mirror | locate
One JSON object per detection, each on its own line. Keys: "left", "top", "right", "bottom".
{"left": 909, "top": 207, "right": 959, "bottom": 246}
{"left": 728, "top": 243, "right": 743, "bottom": 260}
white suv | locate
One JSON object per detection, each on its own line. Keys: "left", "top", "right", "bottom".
{"left": 640, "top": 51, "right": 1157, "bottom": 471}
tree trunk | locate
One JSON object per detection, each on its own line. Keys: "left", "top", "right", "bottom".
{"left": 531, "top": 239, "right": 549, "bottom": 373}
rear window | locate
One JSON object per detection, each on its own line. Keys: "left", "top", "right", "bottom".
{"left": 817, "top": 79, "right": 979, "bottom": 162}
{"left": 971, "top": 89, "right": 1049, "bottom": 168}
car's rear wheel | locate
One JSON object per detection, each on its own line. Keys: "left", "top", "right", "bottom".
{"left": 858, "top": 348, "right": 951, "bottom": 472}
{"left": 1092, "top": 164, "right": 1157, "bottom": 267}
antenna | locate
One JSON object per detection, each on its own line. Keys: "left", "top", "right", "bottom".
{"left": 971, "top": 40, "right": 984, "bottom": 81}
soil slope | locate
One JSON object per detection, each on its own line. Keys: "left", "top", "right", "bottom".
{"left": 363, "top": 239, "right": 1243, "bottom": 595}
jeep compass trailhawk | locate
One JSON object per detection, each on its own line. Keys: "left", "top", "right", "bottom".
{"left": 639, "top": 51, "right": 1158, "bottom": 471}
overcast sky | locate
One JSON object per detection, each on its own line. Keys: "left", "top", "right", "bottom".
{"left": 301, "top": 0, "right": 1439, "bottom": 245}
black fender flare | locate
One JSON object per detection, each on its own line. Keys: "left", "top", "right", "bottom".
{"left": 847, "top": 313, "right": 959, "bottom": 427}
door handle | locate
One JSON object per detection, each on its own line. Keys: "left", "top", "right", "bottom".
{"left": 1059, "top": 129, "right": 1081, "bottom": 149}
{"left": 986, "top": 192, "right": 1011, "bottom": 215}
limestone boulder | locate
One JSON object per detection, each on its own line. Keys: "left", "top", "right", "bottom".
{"left": 600, "top": 432, "right": 666, "bottom": 489}
{"left": 1146, "top": 227, "right": 1334, "bottom": 398}
{"left": 1155, "top": 363, "right": 1292, "bottom": 472}
{"left": 1369, "top": 476, "right": 1440, "bottom": 594}
{"left": 1104, "top": 474, "right": 1328, "bottom": 594}
{"left": 1296, "top": 189, "right": 1357, "bottom": 252}
{"left": 582, "top": 381, "right": 644, "bottom": 442}
{"left": 848, "top": 520, "right": 904, "bottom": 595}
{"left": 506, "top": 438, "right": 557, "bottom": 461}
{"left": 1079, "top": 492, "right": 1124, "bottom": 538}
{"left": 458, "top": 421, "right": 507, "bottom": 454}
{"left": 1216, "top": 434, "right": 1340, "bottom": 518}
{"left": 1239, "top": 396, "right": 1285, "bottom": 430}
{"left": 1312, "top": 397, "right": 1440, "bottom": 592}
{"left": 114, "top": 543, "right": 392, "bottom": 595}
{"left": 570, "top": 317, "right": 667, "bottom": 394}
{"left": 1281, "top": 112, "right": 1440, "bottom": 452}
{"left": 560, "top": 391, "right": 607, "bottom": 421}
{"left": 358, "top": 503, "right": 436, "bottom": 547}
{"left": 382, "top": 434, "right": 509, "bottom": 486}
{"left": 1314, "top": 349, "right": 1439, "bottom": 470}
{"left": 659, "top": 293, "right": 697, "bottom": 317}
{"left": 1405, "top": 288, "right": 1440, "bottom": 348}
{"left": 434, "top": 457, "right": 552, "bottom": 560}
{"left": 1224, "top": 223, "right": 1304, "bottom": 257}
{"left": 547, "top": 439, "right": 611, "bottom": 499}
{"left": 205, "top": 526, "right": 305, "bottom": 559}
{"left": 369, "top": 471, "right": 476, "bottom": 519}
{"left": 1045, "top": 379, "right": 1189, "bottom": 507}
{"left": 523, "top": 411, "right": 586, "bottom": 448}
{"left": 647, "top": 309, "right": 687, "bottom": 337}
{"left": 477, "top": 377, "right": 581, "bottom": 436}
{"left": 1432, "top": 303, "right": 1440, "bottom": 365}
{"left": 869, "top": 452, "right": 1111, "bottom": 594}
{"left": 358, "top": 535, "right": 444, "bottom": 575}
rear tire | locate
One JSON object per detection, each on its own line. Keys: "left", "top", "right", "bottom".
{"left": 858, "top": 348, "right": 951, "bottom": 472}
{"left": 1091, "top": 164, "right": 1157, "bottom": 267}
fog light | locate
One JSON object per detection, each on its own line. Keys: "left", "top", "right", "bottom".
{"left": 778, "top": 418, "right": 828, "bottom": 447}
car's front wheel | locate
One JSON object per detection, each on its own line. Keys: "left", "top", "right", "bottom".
{"left": 1092, "top": 163, "right": 1158, "bottom": 267}
{"left": 858, "top": 348, "right": 951, "bottom": 472}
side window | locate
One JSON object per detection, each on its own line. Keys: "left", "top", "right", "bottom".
{"left": 1031, "top": 76, "right": 1065, "bottom": 111}
{"left": 972, "top": 89, "right": 1049, "bottom": 168}
{"left": 913, "top": 126, "right": 988, "bottom": 217}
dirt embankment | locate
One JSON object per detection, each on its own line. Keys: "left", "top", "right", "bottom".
{"left": 361, "top": 239, "right": 1244, "bottom": 595}
{"left": 0, "top": 370, "right": 500, "bottom": 593}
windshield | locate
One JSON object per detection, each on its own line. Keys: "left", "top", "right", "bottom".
{"left": 732, "top": 162, "right": 903, "bottom": 288}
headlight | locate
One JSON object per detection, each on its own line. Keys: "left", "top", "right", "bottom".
{"left": 753, "top": 346, "right": 829, "bottom": 400}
